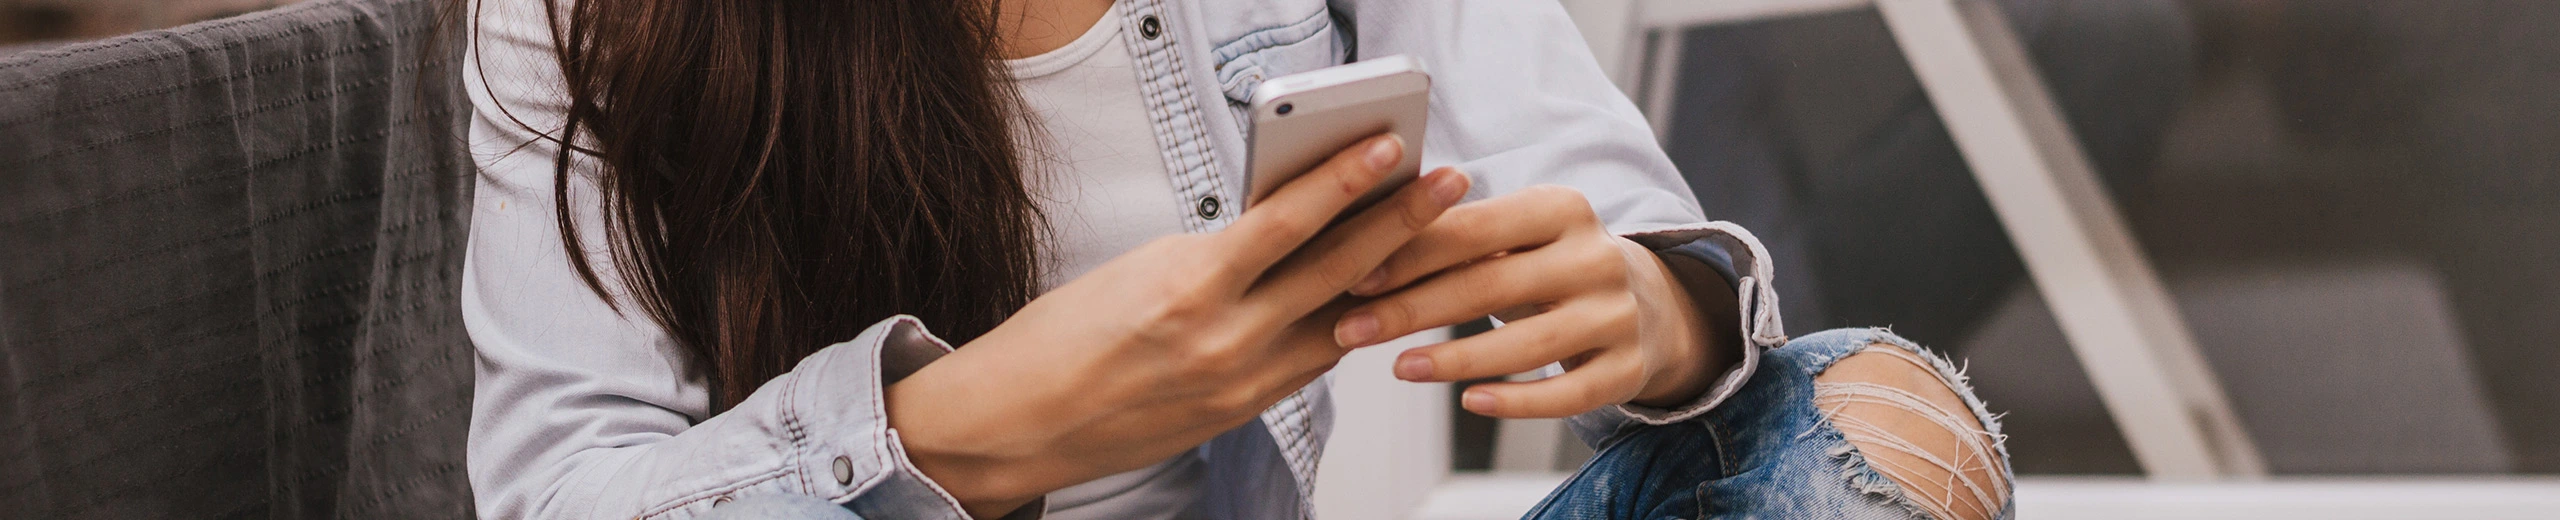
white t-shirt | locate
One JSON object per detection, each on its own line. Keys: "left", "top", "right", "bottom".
{"left": 1011, "top": 3, "right": 1191, "bottom": 293}
{"left": 1006, "top": 2, "right": 1208, "bottom": 518}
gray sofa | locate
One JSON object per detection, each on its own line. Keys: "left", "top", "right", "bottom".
{"left": 0, "top": 0, "right": 477, "bottom": 517}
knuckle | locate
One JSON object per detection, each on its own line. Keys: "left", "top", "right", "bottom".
{"left": 1134, "top": 292, "right": 1184, "bottom": 324}
{"left": 1161, "top": 280, "right": 1211, "bottom": 308}
{"left": 1331, "top": 164, "right": 1371, "bottom": 197}
{"left": 1600, "top": 299, "right": 1641, "bottom": 331}
{"left": 1584, "top": 244, "right": 1632, "bottom": 280}
{"left": 1147, "top": 287, "right": 1221, "bottom": 328}
{"left": 1373, "top": 298, "right": 1417, "bottom": 334}
{"left": 1320, "top": 264, "right": 1366, "bottom": 292}
{"left": 1132, "top": 308, "right": 1190, "bottom": 344}
{"left": 1179, "top": 343, "right": 1244, "bottom": 378}
{"left": 1260, "top": 217, "right": 1314, "bottom": 243}
{"left": 1527, "top": 323, "right": 1569, "bottom": 351}
{"left": 1398, "top": 193, "right": 1440, "bottom": 231}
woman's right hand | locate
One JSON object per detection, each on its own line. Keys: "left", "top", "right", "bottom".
{"left": 884, "top": 135, "right": 1470, "bottom": 517}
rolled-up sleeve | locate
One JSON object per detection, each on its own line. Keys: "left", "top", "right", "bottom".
{"left": 466, "top": 288, "right": 982, "bottom": 520}
{"left": 1325, "top": 0, "right": 1788, "bottom": 444}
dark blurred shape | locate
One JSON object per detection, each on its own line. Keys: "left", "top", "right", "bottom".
{"left": 2147, "top": 0, "right": 2560, "bottom": 474}
{"left": 1449, "top": 318, "right": 1499, "bottom": 471}
{"left": 0, "top": 3, "right": 77, "bottom": 43}
{"left": 1, "top": 0, "right": 296, "bottom": 45}
{"left": 0, "top": 0, "right": 475, "bottom": 517}
{"left": 1663, "top": 0, "right": 2560, "bottom": 475}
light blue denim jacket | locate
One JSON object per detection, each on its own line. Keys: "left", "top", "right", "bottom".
{"left": 461, "top": 0, "right": 1790, "bottom": 519}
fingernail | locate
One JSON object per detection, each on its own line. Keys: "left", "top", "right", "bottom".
{"left": 1394, "top": 355, "right": 1434, "bottom": 381}
{"left": 1365, "top": 136, "right": 1403, "bottom": 172}
{"left": 1462, "top": 389, "right": 1496, "bottom": 412}
{"left": 1429, "top": 169, "right": 1468, "bottom": 207}
{"left": 1335, "top": 313, "right": 1380, "bottom": 348}
{"left": 1351, "top": 268, "right": 1388, "bottom": 295}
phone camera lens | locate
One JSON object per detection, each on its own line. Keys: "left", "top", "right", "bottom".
{"left": 1275, "top": 103, "right": 1294, "bottom": 116}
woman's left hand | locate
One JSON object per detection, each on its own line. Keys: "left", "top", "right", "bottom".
{"left": 1334, "top": 175, "right": 1736, "bottom": 418}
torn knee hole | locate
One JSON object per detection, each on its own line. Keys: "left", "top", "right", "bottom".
{"left": 1814, "top": 344, "right": 2009, "bottom": 520}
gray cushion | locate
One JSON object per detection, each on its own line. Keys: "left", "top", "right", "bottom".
{"left": 0, "top": 0, "right": 476, "bottom": 517}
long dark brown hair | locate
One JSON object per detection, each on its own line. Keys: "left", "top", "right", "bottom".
{"left": 468, "top": 0, "right": 1044, "bottom": 409}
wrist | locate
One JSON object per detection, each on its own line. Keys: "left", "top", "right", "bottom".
{"left": 885, "top": 357, "right": 1052, "bottom": 517}
{"left": 1624, "top": 238, "right": 1739, "bottom": 408}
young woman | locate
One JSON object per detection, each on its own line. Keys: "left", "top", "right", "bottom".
{"left": 459, "top": 0, "right": 2014, "bottom": 518}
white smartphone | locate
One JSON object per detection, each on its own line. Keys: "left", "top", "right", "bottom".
{"left": 1244, "top": 55, "right": 1432, "bottom": 216}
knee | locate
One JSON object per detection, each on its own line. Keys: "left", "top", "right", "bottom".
{"left": 1812, "top": 343, "right": 2010, "bottom": 520}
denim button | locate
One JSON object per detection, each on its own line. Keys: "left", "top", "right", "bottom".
{"left": 1195, "top": 195, "right": 1222, "bottom": 220}
{"left": 831, "top": 456, "right": 853, "bottom": 485}
{"left": 1139, "top": 15, "right": 1163, "bottom": 40}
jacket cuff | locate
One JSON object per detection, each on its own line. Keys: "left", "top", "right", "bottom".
{"left": 1608, "top": 222, "right": 1787, "bottom": 425}
{"left": 789, "top": 316, "right": 1044, "bottom": 519}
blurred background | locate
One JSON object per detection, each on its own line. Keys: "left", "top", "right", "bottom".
{"left": 1322, "top": 0, "right": 2560, "bottom": 518}
{"left": 1655, "top": 0, "right": 2560, "bottom": 476}
{"left": 0, "top": 0, "right": 293, "bottom": 45}
{"left": 1651, "top": 0, "right": 2560, "bottom": 477}
{"left": 6, "top": 0, "right": 2557, "bottom": 518}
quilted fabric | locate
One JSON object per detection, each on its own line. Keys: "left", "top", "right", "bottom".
{"left": 0, "top": 0, "right": 476, "bottom": 517}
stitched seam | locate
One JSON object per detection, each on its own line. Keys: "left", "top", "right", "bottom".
{"left": 0, "top": 0, "right": 427, "bottom": 80}
{"left": 0, "top": 39, "right": 436, "bottom": 126}
{"left": 1, "top": 107, "right": 449, "bottom": 226}
{"left": 3, "top": 177, "right": 416, "bottom": 291}
{"left": 640, "top": 375, "right": 805, "bottom": 518}
{"left": 0, "top": 254, "right": 432, "bottom": 410}
{"left": 18, "top": 291, "right": 463, "bottom": 510}
{"left": 0, "top": 293, "right": 460, "bottom": 506}
{"left": 6, "top": 207, "right": 455, "bottom": 348}
{"left": 636, "top": 471, "right": 795, "bottom": 519}
{"left": 0, "top": 245, "right": 456, "bottom": 445}
{"left": 24, "top": 63, "right": 427, "bottom": 163}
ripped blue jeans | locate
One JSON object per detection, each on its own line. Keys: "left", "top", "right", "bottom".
{"left": 1524, "top": 328, "right": 2014, "bottom": 520}
{"left": 702, "top": 329, "right": 2011, "bottom": 520}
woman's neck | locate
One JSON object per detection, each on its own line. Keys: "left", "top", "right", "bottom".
{"left": 995, "top": 0, "right": 1115, "bottom": 59}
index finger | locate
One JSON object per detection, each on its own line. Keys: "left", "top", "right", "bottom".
{"left": 1216, "top": 134, "right": 1406, "bottom": 277}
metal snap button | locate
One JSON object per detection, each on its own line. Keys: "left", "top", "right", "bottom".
{"left": 831, "top": 456, "right": 853, "bottom": 485}
{"left": 1139, "top": 15, "right": 1163, "bottom": 40}
{"left": 713, "top": 496, "right": 733, "bottom": 507}
{"left": 1195, "top": 195, "right": 1222, "bottom": 220}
